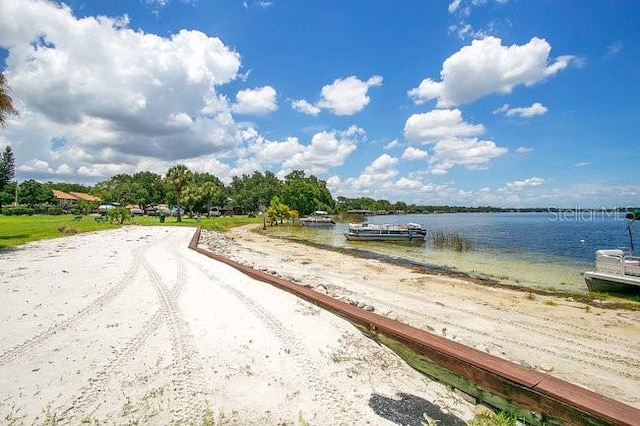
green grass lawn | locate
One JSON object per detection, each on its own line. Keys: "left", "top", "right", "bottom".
{"left": 130, "top": 214, "right": 261, "bottom": 232}
{"left": 0, "top": 214, "right": 262, "bottom": 249}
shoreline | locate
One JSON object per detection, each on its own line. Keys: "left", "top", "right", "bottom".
{"left": 203, "top": 224, "right": 640, "bottom": 410}
{"left": 1, "top": 225, "right": 638, "bottom": 424}
{"left": 261, "top": 229, "right": 640, "bottom": 310}
{"left": 0, "top": 226, "right": 481, "bottom": 425}
{"left": 260, "top": 219, "right": 601, "bottom": 294}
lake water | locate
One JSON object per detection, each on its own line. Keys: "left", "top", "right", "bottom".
{"left": 267, "top": 212, "right": 636, "bottom": 293}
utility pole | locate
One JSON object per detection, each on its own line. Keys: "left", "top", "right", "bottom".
{"left": 14, "top": 180, "right": 18, "bottom": 206}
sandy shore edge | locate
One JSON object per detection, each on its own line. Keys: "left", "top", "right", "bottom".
{"left": 203, "top": 225, "right": 640, "bottom": 410}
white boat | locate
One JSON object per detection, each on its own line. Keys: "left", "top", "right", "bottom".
{"left": 584, "top": 250, "right": 640, "bottom": 292}
{"left": 584, "top": 210, "right": 640, "bottom": 293}
{"left": 344, "top": 222, "right": 427, "bottom": 242}
{"left": 299, "top": 211, "right": 335, "bottom": 227}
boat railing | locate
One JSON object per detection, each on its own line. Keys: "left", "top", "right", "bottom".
{"left": 595, "top": 249, "right": 640, "bottom": 276}
{"left": 622, "top": 255, "right": 640, "bottom": 277}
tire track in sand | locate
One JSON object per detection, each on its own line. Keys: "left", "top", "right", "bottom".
{"left": 59, "top": 247, "right": 205, "bottom": 424}
{"left": 0, "top": 248, "right": 143, "bottom": 367}
{"left": 210, "top": 229, "right": 640, "bottom": 352}
{"left": 140, "top": 249, "right": 206, "bottom": 423}
{"left": 381, "top": 292, "right": 640, "bottom": 370}
{"left": 199, "top": 239, "right": 640, "bottom": 379}
{"left": 363, "top": 293, "right": 640, "bottom": 380}
{"left": 187, "top": 258, "right": 363, "bottom": 425}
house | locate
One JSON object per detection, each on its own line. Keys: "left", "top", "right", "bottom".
{"left": 69, "top": 192, "right": 101, "bottom": 203}
{"left": 52, "top": 190, "right": 101, "bottom": 208}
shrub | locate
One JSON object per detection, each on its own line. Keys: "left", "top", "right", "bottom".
{"left": 47, "top": 206, "right": 64, "bottom": 215}
{"left": 2, "top": 207, "right": 35, "bottom": 216}
{"left": 106, "top": 206, "right": 131, "bottom": 224}
{"left": 33, "top": 205, "right": 49, "bottom": 214}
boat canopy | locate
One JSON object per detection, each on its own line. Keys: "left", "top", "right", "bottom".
{"left": 626, "top": 210, "right": 640, "bottom": 221}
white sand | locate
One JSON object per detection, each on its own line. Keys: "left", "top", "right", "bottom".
{"left": 0, "top": 226, "right": 477, "bottom": 425}
{"left": 205, "top": 225, "right": 640, "bottom": 411}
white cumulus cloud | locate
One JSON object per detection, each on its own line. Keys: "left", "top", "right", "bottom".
{"left": 341, "top": 154, "right": 399, "bottom": 193}
{"left": 291, "top": 99, "right": 321, "bottom": 115}
{"left": 293, "top": 75, "right": 383, "bottom": 116}
{"left": 402, "top": 147, "right": 429, "bottom": 161}
{"left": 403, "top": 108, "right": 506, "bottom": 173}
{"left": 276, "top": 126, "right": 363, "bottom": 175}
{"left": 404, "top": 109, "right": 484, "bottom": 143}
{"left": 232, "top": 86, "right": 278, "bottom": 115}
{"left": 0, "top": 0, "right": 243, "bottom": 180}
{"left": 429, "top": 137, "right": 508, "bottom": 174}
{"left": 408, "top": 37, "right": 576, "bottom": 107}
{"left": 516, "top": 146, "right": 533, "bottom": 154}
{"left": 500, "top": 177, "right": 544, "bottom": 191}
{"left": 495, "top": 102, "right": 548, "bottom": 118}
{"left": 384, "top": 139, "right": 400, "bottom": 149}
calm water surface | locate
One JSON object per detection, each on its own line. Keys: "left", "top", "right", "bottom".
{"left": 268, "top": 212, "right": 635, "bottom": 292}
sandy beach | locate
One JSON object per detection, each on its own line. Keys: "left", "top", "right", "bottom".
{"left": 205, "top": 225, "right": 640, "bottom": 409}
{"left": 0, "top": 225, "right": 638, "bottom": 425}
{"left": 1, "top": 226, "right": 478, "bottom": 425}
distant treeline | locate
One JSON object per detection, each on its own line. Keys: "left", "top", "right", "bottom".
{"left": 2, "top": 167, "right": 635, "bottom": 217}
{"left": 337, "top": 197, "right": 636, "bottom": 214}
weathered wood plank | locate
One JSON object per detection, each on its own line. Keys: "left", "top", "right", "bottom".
{"left": 189, "top": 227, "right": 640, "bottom": 426}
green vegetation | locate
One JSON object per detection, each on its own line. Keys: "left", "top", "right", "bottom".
{"left": 281, "top": 170, "right": 334, "bottom": 214}
{"left": 429, "top": 230, "right": 473, "bottom": 251}
{"left": 0, "top": 214, "right": 119, "bottom": 248}
{"left": 0, "top": 214, "right": 261, "bottom": 249}
{"left": 105, "top": 206, "right": 132, "bottom": 224}
{"left": 359, "top": 327, "right": 554, "bottom": 426}
{"left": 165, "top": 164, "right": 193, "bottom": 222}
{"left": 0, "top": 72, "right": 19, "bottom": 128}
{"left": 130, "top": 214, "right": 261, "bottom": 232}
{"left": 265, "top": 195, "right": 298, "bottom": 226}
{"left": 2, "top": 165, "right": 336, "bottom": 220}
{"left": 0, "top": 145, "right": 16, "bottom": 210}
{"left": 467, "top": 411, "right": 520, "bottom": 426}
{"left": 93, "top": 171, "right": 167, "bottom": 210}
{"left": 230, "top": 169, "right": 333, "bottom": 216}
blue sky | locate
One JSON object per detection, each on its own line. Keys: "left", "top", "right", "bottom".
{"left": 0, "top": 0, "right": 639, "bottom": 207}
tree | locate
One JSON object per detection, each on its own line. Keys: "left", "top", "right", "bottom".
{"left": 0, "top": 146, "right": 15, "bottom": 210}
{"left": 0, "top": 181, "right": 16, "bottom": 208}
{"left": 230, "top": 171, "right": 281, "bottom": 214}
{"left": 106, "top": 206, "right": 131, "bottom": 224}
{"left": 266, "top": 195, "right": 291, "bottom": 226}
{"left": 17, "top": 179, "right": 54, "bottom": 207}
{"left": 165, "top": 164, "right": 193, "bottom": 222}
{"left": 130, "top": 171, "right": 165, "bottom": 209}
{"left": 0, "top": 73, "right": 19, "bottom": 128}
{"left": 46, "top": 181, "right": 93, "bottom": 194}
{"left": 181, "top": 185, "right": 201, "bottom": 217}
{"left": 192, "top": 172, "right": 224, "bottom": 213}
{"left": 199, "top": 181, "right": 222, "bottom": 214}
{"left": 92, "top": 174, "right": 132, "bottom": 204}
{"left": 280, "top": 170, "right": 335, "bottom": 216}
{"left": 92, "top": 172, "right": 164, "bottom": 209}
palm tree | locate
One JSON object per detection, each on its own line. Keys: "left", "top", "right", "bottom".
{"left": 165, "top": 164, "right": 193, "bottom": 222}
{"left": 0, "top": 73, "right": 19, "bottom": 128}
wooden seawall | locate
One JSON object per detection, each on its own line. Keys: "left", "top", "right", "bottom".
{"left": 189, "top": 227, "right": 639, "bottom": 425}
